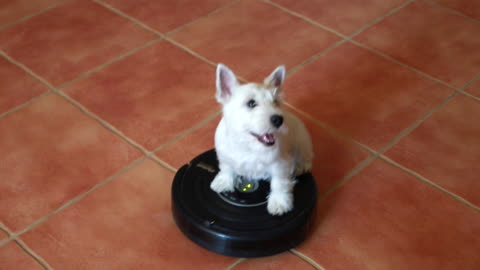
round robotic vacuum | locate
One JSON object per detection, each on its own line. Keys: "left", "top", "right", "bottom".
{"left": 171, "top": 149, "right": 317, "bottom": 258}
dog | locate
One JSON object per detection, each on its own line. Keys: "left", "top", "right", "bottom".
{"left": 210, "top": 63, "right": 313, "bottom": 216}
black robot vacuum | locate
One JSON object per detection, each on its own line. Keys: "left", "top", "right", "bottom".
{"left": 171, "top": 149, "right": 317, "bottom": 258}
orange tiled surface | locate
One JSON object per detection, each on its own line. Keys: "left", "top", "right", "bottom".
{"left": 0, "top": 241, "right": 44, "bottom": 270}
{"left": 233, "top": 253, "right": 317, "bottom": 270}
{"left": 0, "top": 0, "right": 479, "bottom": 269}
{"left": 465, "top": 77, "right": 480, "bottom": 98}
{"left": 0, "top": 229, "right": 7, "bottom": 241}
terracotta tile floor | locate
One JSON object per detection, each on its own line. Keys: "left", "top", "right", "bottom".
{"left": 0, "top": 0, "right": 479, "bottom": 269}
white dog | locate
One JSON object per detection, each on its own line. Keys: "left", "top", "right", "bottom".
{"left": 210, "top": 64, "right": 313, "bottom": 216}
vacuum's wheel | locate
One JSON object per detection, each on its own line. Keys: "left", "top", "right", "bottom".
{"left": 171, "top": 149, "right": 317, "bottom": 258}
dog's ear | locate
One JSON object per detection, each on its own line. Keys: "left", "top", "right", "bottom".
{"left": 264, "top": 65, "right": 286, "bottom": 90}
{"left": 216, "top": 64, "right": 238, "bottom": 104}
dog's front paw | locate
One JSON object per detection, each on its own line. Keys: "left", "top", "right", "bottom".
{"left": 267, "top": 192, "right": 293, "bottom": 216}
{"left": 210, "top": 173, "right": 235, "bottom": 193}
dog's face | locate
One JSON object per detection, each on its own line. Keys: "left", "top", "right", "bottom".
{"left": 216, "top": 64, "right": 287, "bottom": 148}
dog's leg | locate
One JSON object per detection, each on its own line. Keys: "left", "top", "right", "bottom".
{"left": 211, "top": 164, "right": 235, "bottom": 193}
{"left": 267, "top": 168, "right": 295, "bottom": 215}
{"left": 295, "top": 157, "right": 312, "bottom": 176}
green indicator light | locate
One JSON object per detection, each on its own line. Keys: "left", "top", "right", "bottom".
{"left": 247, "top": 184, "right": 252, "bottom": 188}
{"left": 243, "top": 188, "right": 247, "bottom": 191}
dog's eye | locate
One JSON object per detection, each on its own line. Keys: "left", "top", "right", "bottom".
{"left": 247, "top": 99, "right": 257, "bottom": 108}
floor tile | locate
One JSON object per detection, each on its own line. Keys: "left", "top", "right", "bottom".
{"left": 0, "top": 0, "right": 64, "bottom": 27}
{"left": 431, "top": 0, "right": 480, "bottom": 21}
{"left": 0, "top": 94, "right": 141, "bottom": 232}
{"left": 156, "top": 106, "right": 371, "bottom": 194}
{"left": 355, "top": 0, "right": 480, "bottom": 88}
{"left": 102, "top": 0, "right": 233, "bottom": 33}
{"left": 0, "top": 0, "right": 156, "bottom": 86}
{"left": 22, "top": 159, "right": 236, "bottom": 269}
{"left": 271, "top": 0, "right": 406, "bottom": 35}
{"left": 64, "top": 41, "right": 219, "bottom": 151}
{"left": 285, "top": 42, "right": 453, "bottom": 150}
{"left": 464, "top": 78, "right": 480, "bottom": 98}
{"left": 154, "top": 115, "right": 219, "bottom": 169}
{"left": 385, "top": 95, "right": 480, "bottom": 207}
{"left": 295, "top": 109, "right": 372, "bottom": 194}
{"left": 0, "top": 229, "right": 7, "bottom": 240}
{"left": 233, "top": 252, "right": 316, "bottom": 270}
{"left": 0, "top": 241, "right": 43, "bottom": 270}
{"left": 0, "top": 57, "right": 48, "bottom": 114}
{"left": 298, "top": 159, "right": 480, "bottom": 270}
{"left": 170, "top": 0, "right": 340, "bottom": 81}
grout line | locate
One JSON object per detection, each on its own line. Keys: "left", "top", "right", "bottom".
{"left": 380, "top": 155, "right": 480, "bottom": 212}
{"left": 0, "top": 91, "right": 53, "bottom": 119}
{"left": 2, "top": 38, "right": 219, "bottom": 176}
{"left": 287, "top": 94, "right": 462, "bottom": 208}
{"left": 286, "top": 40, "right": 475, "bottom": 173}
{"left": 287, "top": 39, "right": 347, "bottom": 76}
{"left": 59, "top": 90, "right": 220, "bottom": 175}
{"left": 378, "top": 71, "right": 480, "bottom": 154}
{"left": 0, "top": 237, "right": 12, "bottom": 248}
{"left": 151, "top": 110, "right": 221, "bottom": 153}
{"left": 224, "top": 258, "right": 246, "bottom": 270}
{"left": 147, "top": 107, "right": 220, "bottom": 174}
{"left": 421, "top": 0, "right": 480, "bottom": 25}
{"left": 284, "top": 102, "right": 376, "bottom": 154}
{"left": 148, "top": 155, "right": 177, "bottom": 173}
{"left": 0, "top": 0, "right": 241, "bottom": 178}
{"left": 0, "top": 223, "right": 9, "bottom": 236}
{"left": 14, "top": 157, "right": 145, "bottom": 237}
{"left": 348, "top": 39, "right": 460, "bottom": 92}
{"left": 0, "top": 50, "right": 55, "bottom": 90}
{"left": 0, "top": 222, "right": 9, "bottom": 232}
{"left": 165, "top": 0, "right": 241, "bottom": 36}
{"left": 462, "top": 72, "right": 480, "bottom": 89}
{"left": 2, "top": 43, "right": 202, "bottom": 175}
{"left": 319, "top": 155, "right": 379, "bottom": 201}
{"left": 264, "top": 0, "right": 431, "bottom": 168}
{"left": 374, "top": 73, "right": 480, "bottom": 212}
{"left": 263, "top": 0, "right": 469, "bottom": 107}
{"left": 290, "top": 93, "right": 464, "bottom": 208}
{"left": 92, "top": 0, "right": 165, "bottom": 37}
{"left": 264, "top": 0, "right": 413, "bottom": 42}
{"left": 6, "top": 0, "right": 475, "bottom": 231}
{"left": 456, "top": 72, "right": 480, "bottom": 102}
{"left": 271, "top": 0, "right": 414, "bottom": 77}
{"left": 376, "top": 91, "right": 458, "bottom": 154}
{"left": 56, "top": 37, "right": 163, "bottom": 90}
{"left": 0, "top": 223, "right": 13, "bottom": 247}
{"left": 164, "top": 37, "right": 218, "bottom": 68}
{"left": 1, "top": 3, "right": 475, "bottom": 267}
{"left": 266, "top": 0, "right": 480, "bottom": 209}
{"left": 346, "top": 0, "right": 415, "bottom": 39}
{"left": 290, "top": 249, "right": 326, "bottom": 270}
{"left": 0, "top": 0, "right": 74, "bottom": 31}
{"left": 459, "top": 89, "right": 480, "bottom": 103}
{"left": 261, "top": 0, "right": 346, "bottom": 39}
{"left": 0, "top": 223, "right": 51, "bottom": 269}
{"left": 15, "top": 238, "right": 53, "bottom": 270}
{"left": 94, "top": 0, "right": 221, "bottom": 70}
{"left": 55, "top": 91, "right": 149, "bottom": 155}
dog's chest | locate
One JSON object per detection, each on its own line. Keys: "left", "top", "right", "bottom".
{"left": 229, "top": 152, "right": 279, "bottom": 180}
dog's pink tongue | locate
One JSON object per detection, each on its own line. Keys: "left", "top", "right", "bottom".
{"left": 263, "top": 134, "right": 274, "bottom": 143}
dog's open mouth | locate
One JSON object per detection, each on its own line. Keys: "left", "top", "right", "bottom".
{"left": 250, "top": 132, "right": 275, "bottom": 146}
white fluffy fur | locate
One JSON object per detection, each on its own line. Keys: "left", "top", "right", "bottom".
{"left": 211, "top": 64, "right": 313, "bottom": 215}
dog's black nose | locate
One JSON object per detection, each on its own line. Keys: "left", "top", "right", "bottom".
{"left": 271, "top": 115, "right": 284, "bottom": 128}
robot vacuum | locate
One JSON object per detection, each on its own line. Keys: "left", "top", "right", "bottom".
{"left": 171, "top": 149, "right": 317, "bottom": 258}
